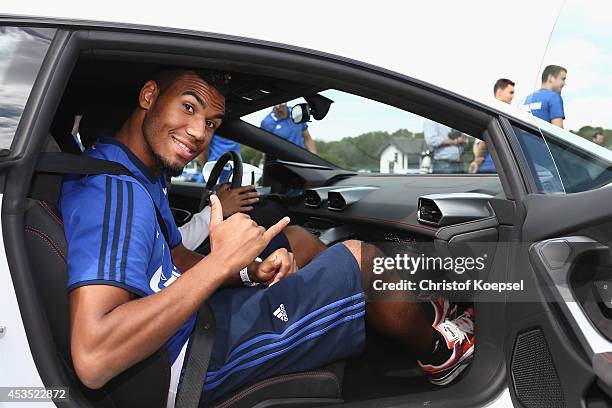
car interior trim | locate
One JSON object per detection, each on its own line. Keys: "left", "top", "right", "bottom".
{"left": 1, "top": 28, "right": 91, "bottom": 407}
{"left": 530, "top": 237, "right": 612, "bottom": 356}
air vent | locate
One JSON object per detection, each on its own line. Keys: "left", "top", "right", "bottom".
{"left": 327, "top": 192, "right": 346, "bottom": 211}
{"left": 418, "top": 198, "right": 442, "bottom": 226}
{"left": 417, "top": 193, "right": 493, "bottom": 227}
{"left": 304, "top": 190, "right": 323, "bottom": 207}
{"left": 304, "top": 187, "right": 337, "bottom": 208}
{"left": 327, "top": 186, "right": 378, "bottom": 211}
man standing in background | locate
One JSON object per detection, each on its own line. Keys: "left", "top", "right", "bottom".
{"left": 493, "top": 78, "right": 515, "bottom": 104}
{"left": 469, "top": 78, "right": 515, "bottom": 173}
{"left": 424, "top": 121, "right": 467, "bottom": 174}
{"left": 592, "top": 131, "right": 606, "bottom": 146}
{"left": 522, "top": 65, "right": 567, "bottom": 128}
{"left": 261, "top": 103, "right": 317, "bottom": 153}
{"left": 207, "top": 134, "right": 241, "bottom": 162}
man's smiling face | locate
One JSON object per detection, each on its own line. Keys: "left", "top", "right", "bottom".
{"left": 141, "top": 71, "right": 225, "bottom": 176}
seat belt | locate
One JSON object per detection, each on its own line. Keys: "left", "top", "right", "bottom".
{"left": 175, "top": 302, "right": 216, "bottom": 408}
{"left": 34, "top": 152, "right": 171, "bottom": 241}
{"left": 33, "top": 152, "right": 215, "bottom": 408}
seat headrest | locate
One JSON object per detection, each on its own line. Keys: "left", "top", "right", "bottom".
{"left": 44, "top": 134, "right": 62, "bottom": 153}
{"left": 79, "top": 106, "right": 132, "bottom": 149}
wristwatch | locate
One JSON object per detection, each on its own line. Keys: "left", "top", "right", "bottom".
{"left": 240, "top": 266, "right": 259, "bottom": 287}
{"left": 240, "top": 257, "right": 262, "bottom": 287}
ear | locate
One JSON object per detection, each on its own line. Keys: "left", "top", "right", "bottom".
{"left": 139, "top": 80, "right": 159, "bottom": 110}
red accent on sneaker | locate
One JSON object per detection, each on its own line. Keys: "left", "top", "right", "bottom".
{"left": 418, "top": 307, "right": 475, "bottom": 385}
{"left": 430, "top": 295, "right": 457, "bottom": 327}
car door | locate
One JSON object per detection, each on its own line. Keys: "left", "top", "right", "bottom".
{"left": 505, "top": 2, "right": 612, "bottom": 405}
{"left": 503, "top": 120, "right": 612, "bottom": 408}
{"left": 0, "top": 24, "right": 60, "bottom": 395}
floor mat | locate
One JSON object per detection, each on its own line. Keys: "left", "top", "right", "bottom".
{"left": 342, "top": 329, "right": 438, "bottom": 401}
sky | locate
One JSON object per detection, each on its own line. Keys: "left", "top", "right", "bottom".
{"left": 538, "top": 0, "right": 612, "bottom": 132}
{"left": 4, "top": 0, "right": 611, "bottom": 141}
{"left": 243, "top": 0, "right": 612, "bottom": 141}
{"left": 241, "top": 91, "right": 428, "bottom": 142}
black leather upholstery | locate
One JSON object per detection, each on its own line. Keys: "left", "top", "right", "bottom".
{"left": 208, "top": 362, "right": 345, "bottom": 408}
{"left": 78, "top": 107, "right": 128, "bottom": 149}
{"left": 23, "top": 198, "right": 170, "bottom": 408}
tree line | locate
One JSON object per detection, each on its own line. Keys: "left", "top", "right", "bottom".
{"left": 241, "top": 129, "right": 424, "bottom": 171}
{"left": 572, "top": 126, "right": 612, "bottom": 147}
{"left": 239, "top": 125, "right": 610, "bottom": 172}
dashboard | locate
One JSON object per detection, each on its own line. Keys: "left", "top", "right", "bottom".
{"left": 261, "top": 161, "right": 507, "bottom": 284}
{"left": 264, "top": 161, "right": 504, "bottom": 237}
{"left": 170, "top": 160, "right": 510, "bottom": 284}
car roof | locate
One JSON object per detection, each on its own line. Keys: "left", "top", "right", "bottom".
{"left": 2, "top": 7, "right": 558, "bottom": 136}
{"left": 2, "top": 1, "right": 558, "bottom": 103}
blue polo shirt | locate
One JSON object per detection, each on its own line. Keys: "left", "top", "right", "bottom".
{"left": 260, "top": 110, "right": 308, "bottom": 148}
{"left": 208, "top": 134, "right": 241, "bottom": 162}
{"left": 479, "top": 152, "right": 496, "bottom": 173}
{"left": 60, "top": 136, "right": 194, "bottom": 368}
{"left": 522, "top": 88, "right": 565, "bottom": 123}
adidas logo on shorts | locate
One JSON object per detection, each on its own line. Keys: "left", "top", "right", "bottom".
{"left": 273, "top": 304, "right": 289, "bottom": 322}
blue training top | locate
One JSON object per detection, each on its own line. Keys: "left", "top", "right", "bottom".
{"left": 260, "top": 110, "right": 308, "bottom": 148}
{"left": 208, "top": 134, "right": 241, "bottom": 162}
{"left": 60, "top": 136, "right": 194, "bottom": 366}
{"left": 479, "top": 152, "right": 496, "bottom": 173}
{"left": 522, "top": 88, "right": 565, "bottom": 123}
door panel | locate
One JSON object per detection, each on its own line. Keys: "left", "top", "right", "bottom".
{"left": 506, "top": 188, "right": 612, "bottom": 407}
{"left": 530, "top": 237, "right": 612, "bottom": 355}
{"left": 511, "top": 9, "right": 612, "bottom": 404}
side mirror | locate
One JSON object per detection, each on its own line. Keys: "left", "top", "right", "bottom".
{"left": 290, "top": 94, "right": 335, "bottom": 124}
{"left": 304, "top": 93, "right": 333, "bottom": 120}
{"left": 291, "top": 103, "right": 311, "bottom": 124}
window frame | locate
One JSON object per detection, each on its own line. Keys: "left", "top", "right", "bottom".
{"left": 0, "top": 26, "right": 56, "bottom": 153}
{"left": 542, "top": 130, "right": 612, "bottom": 193}
{"left": 504, "top": 117, "right": 612, "bottom": 195}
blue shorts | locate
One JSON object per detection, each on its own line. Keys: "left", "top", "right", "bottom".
{"left": 202, "top": 243, "right": 366, "bottom": 404}
{"left": 259, "top": 231, "right": 291, "bottom": 260}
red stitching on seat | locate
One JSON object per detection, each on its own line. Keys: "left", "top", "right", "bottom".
{"left": 39, "top": 201, "right": 64, "bottom": 227}
{"left": 210, "top": 371, "right": 341, "bottom": 408}
{"left": 25, "top": 225, "right": 67, "bottom": 264}
{"left": 601, "top": 353, "right": 612, "bottom": 364}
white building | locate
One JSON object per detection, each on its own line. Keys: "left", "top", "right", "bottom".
{"left": 378, "top": 138, "right": 426, "bottom": 174}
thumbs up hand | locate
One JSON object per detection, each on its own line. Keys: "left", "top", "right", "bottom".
{"left": 208, "top": 194, "right": 290, "bottom": 279}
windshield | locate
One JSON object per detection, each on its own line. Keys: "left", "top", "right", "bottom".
{"left": 242, "top": 90, "right": 484, "bottom": 175}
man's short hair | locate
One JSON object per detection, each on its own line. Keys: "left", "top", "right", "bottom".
{"left": 153, "top": 68, "right": 232, "bottom": 97}
{"left": 493, "top": 78, "right": 515, "bottom": 95}
{"left": 541, "top": 65, "right": 567, "bottom": 83}
{"left": 593, "top": 131, "right": 604, "bottom": 139}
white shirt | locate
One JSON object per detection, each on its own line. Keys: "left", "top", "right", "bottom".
{"left": 178, "top": 206, "right": 211, "bottom": 250}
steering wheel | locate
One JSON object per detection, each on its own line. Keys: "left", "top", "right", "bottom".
{"left": 199, "top": 150, "right": 243, "bottom": 211}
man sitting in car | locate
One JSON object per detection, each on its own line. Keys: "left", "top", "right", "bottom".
{"left": 60, "top": 68, "right": 474, "bottom": 404}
